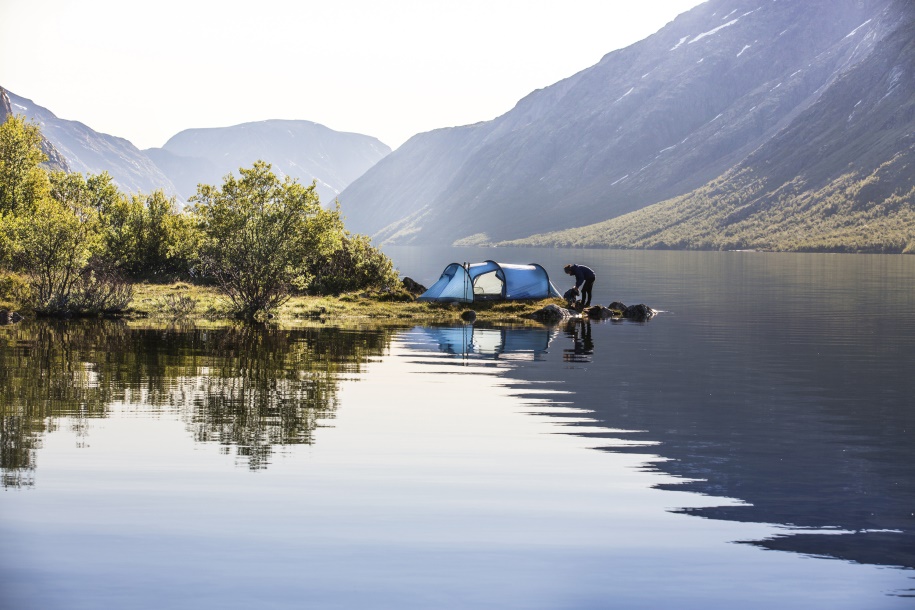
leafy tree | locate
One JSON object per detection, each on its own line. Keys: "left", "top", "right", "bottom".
{"left": 192, "top": 161, "right": 344, "bottom": 318}
{"left": 48, "top": 171, "right": 200, "bottom": 280}
{"left": 134, "top": 190, "right": 200, "bottom": 279}
{"left": 95, "top": 188, "right": 199, "bottom": 280}
{"left": 8, "top": 195, "right": 99, "bottom": 314}
{"left": 0, "top": 115, "right": 50, "bottom": 267}
{"left": 0, "top": 115, "right": 49, "bottom": 216}
{"left": 48, "top": 170, "right": 121, "bottom": 215}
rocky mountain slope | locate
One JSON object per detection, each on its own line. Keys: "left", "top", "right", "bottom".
{"left": 0, "top": 88, "right": 70, "bottom": 173}
{"left": 338, "top": 0, "right": 910, "bottom": 248}
{"left": 4, "top": 89, "right": 178, "bottom": 196}
{"left": 147, "top": 120, "right": 390, "bottom": 205}
{"left": 511, "top": 0, "right": 915, "bottom": 253}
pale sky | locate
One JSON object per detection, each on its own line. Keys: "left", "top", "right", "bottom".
{"left": 1, "top": 0, "right": 705, "bottom": 151}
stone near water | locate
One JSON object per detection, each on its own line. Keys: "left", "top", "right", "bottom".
{"left": 0, "top": 310, "right": 23, "bottom": 325}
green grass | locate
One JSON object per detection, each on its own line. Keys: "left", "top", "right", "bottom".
{"left": 2, "top": 275, "right": 569, "bottom": 325}
{"left": 124, "top": 282, "right": 567, "bottom": 325}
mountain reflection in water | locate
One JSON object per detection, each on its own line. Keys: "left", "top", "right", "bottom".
{"left": 459, "top": 317, "right": 915, "bottom": 573}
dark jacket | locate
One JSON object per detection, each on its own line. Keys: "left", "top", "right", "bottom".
{"left": 570, "top": 264, "right": 595, "bottom": 288}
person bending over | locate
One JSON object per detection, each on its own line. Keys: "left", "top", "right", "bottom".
{"left": 564, "top": 264, "right": 596, "bottom": 308}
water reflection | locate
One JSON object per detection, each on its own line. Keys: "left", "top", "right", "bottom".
{"left": 417, "top": 323, "right": 557, "bottom": 360}
{"left": 498, "top": 311, "right": 915, "bottom": 573}
{"left": 562, "top": 320, "right": 594, "bottom": 363}
{"left": 0, "top": 320, "right": 394, "bottom": 482}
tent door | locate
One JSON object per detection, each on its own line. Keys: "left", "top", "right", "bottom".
{"left": 472, "top": 270, "right": 504, "bottom": 300}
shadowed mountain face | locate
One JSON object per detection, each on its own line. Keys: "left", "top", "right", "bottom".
{"left": 514, "top": 0, "right": 915, "bottom": 253}
{"left": 147, "top": 121, "right": 391, "bottom": 205}
{"left": 338, "top": 0, "right": 906, "bottom": 246}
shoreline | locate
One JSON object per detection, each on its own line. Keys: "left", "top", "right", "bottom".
{"left": 2, "top": 282, "right": 575, "bottom": 327}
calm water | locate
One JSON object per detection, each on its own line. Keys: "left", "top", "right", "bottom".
{"left": 1, "top": 249, "right": 913, "bottom": 609}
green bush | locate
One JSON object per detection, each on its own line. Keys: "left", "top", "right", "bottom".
{"left": 307, "top": 233, "right": 399, "bottom": 295}
{"left": 0, "top": 271, "right": 30, "bottom": 308}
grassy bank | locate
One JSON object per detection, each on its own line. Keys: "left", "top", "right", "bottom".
{"left": 124, "top": 282, "right": 563, "bottom": 325}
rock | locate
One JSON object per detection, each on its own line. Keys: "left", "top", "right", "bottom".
{"left": 624, "top": 304, "right": 655, "bottom": 321}
{"left": 526, "top": 304, "right": 577, "bottom": 323}
{"left": 402, "top": 277, "right": 427, "bottom": 295}
{"left": 584, "top": 306, "right": 618, "bottom": 320}
{"left": 607, "top": 301, "right": 628, "bottom": 313}
{"left": 0, "top": 310, "right": 23, "bottom": 325}
{"left": 460, "top": 310, "right": 476, "bottom": 322}
{"left": 586, "top": 301, "right": 655, "bottom": 321}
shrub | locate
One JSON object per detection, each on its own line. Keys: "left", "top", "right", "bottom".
{"left": 307, "top": 233, "right": 399, "bottom": 295}
{"left": 192, "top": 161, "right": 343, "bottom": 319}
{"left": 0, "top": 271, "right": 30, "bottom": 308}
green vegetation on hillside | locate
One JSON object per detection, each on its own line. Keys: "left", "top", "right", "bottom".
{"left": 0, "top": 115, "right": 400, "bottom": 319}
{"left": 504, "top": 151, "right": 915, "bottom": 254}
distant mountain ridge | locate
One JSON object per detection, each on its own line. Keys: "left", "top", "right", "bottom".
{"left": 4, "top": 89, "right": 162, "bottom": 189}
{"left": 147, "top": 120, "right": 390, "bottom": 205}
{"left": 0, "top": 88, "right": 70, "bottom": 173}
{"left": 338, "top": 0, "right": 914, "bottom": 250}
{"left": 1, "top": 90, "right": 389, "bottom": 206}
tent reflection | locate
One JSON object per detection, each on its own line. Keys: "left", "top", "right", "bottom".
{"left": 416, "top": 325, "right": 558, "bottom": 360}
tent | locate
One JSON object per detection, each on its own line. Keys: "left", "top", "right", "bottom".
{"left": 418, "top": 260, "right": 562, "bottom": 303}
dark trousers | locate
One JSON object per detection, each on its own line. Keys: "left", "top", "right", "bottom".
{"left": 580, "top": 278, "right": 594, "bottom": 307}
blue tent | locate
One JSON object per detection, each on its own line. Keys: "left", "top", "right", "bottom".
{"left": 418, "top": 260, "right": 562, "bottom": 303}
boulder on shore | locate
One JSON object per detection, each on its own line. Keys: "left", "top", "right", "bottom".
{"left": 526, "top": 304, "right": 578, "bottom": 323}
{"left": 584, "top": 305, "right": 617, "bottom": 319}
{"left": 584, "top": 302, "right": 656, "bottom": 321}
{"left": 0, "top": 309, "right": 24, "bottom": 325}
{"left": 612, "top": 302, "right": 656, "bottom": 321}
{"left": 623, "top": 303, "right": 655, "bottom": 321}
{"left": 401, "top": 277, "right": 427, "bottom": 295}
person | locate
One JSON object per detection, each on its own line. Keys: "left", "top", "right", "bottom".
{"left": 564, "top": 263, "right": 596, "bottom": 308}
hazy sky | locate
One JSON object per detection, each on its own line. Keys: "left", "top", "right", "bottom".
{"left": 1, "top": 0, "right": 705, "bottom": 150}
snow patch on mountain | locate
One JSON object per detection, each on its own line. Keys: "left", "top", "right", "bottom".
{"left": 845, "top": 19, "right": 873, "bottom": 38}
{"left": 689, "top": 19, "right": 739, "bottom": 44}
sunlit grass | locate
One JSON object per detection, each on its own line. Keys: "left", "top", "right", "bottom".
{"left": 124, "top": 282, "right": 566, "bottom": 325}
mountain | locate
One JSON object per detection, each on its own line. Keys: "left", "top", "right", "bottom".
{"left": 147, "top": 121, "right": 391, "bottom": 205}
{"left": 1, "top": 87, "right": 70, "bottom": 174}
{"left": 1, "top": 90, "right": 390, "bottom": 207}
{"left": 338, "top": 0, "right": 913, "bottom": 250}
{"left": 507, "top": 0, "right": 915, "bottom": 253}
{"left": 4, "top": 90, "right": 178, "bottom": 196}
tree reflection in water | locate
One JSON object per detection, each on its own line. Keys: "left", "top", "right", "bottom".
{"left": 0, "top": 320, "right": 395, "bottom": 483}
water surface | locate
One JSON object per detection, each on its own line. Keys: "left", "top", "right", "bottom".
{"left": 1, "top": 249, "right": 913, "bottom": 608}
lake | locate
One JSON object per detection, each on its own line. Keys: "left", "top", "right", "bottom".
{"left": 1, "top": 248, "right": 913, "bottom": 609}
